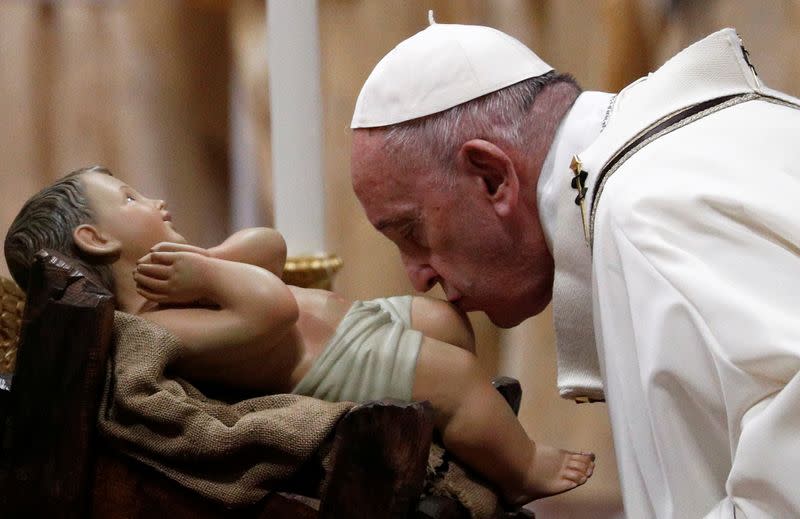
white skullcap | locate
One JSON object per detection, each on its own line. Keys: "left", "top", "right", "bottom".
{"left": 351, "top": 14, "right": 553, "bottom": 129}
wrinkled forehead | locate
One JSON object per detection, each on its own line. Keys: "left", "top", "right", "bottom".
{"left": 351, "top": 130, "right": 424, "bottom": 221}
{"left": 351, "top": 130, "right": 386, "bottom": 182}
{"left": 351, "top": 129, "right": 421, "bottom": 194}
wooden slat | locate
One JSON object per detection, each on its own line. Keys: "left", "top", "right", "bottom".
{"left": 319, "top": 400, "right": 434, "bottom": 519}
{"left": 91, "top": 445, "right": 319, "bottom": 519}
{"left": 5, "top": 250, "right": 115, "bottom": 519}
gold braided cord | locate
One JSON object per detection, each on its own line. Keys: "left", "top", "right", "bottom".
{"left": 0, "top": 276, "right": 25, "bottom": 373}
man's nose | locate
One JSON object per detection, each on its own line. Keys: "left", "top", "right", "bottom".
{"left": 156, "top": 199, "right": 167, "bottom": 210}
{"left": 405, "top": 261, "right": 439, "bottom": 292}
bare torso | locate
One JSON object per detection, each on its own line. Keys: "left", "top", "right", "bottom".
{"left": 137, "top": 286, "right": 353, "bottom": 394}
{"left": 278, "top": 286, "right": 353, "bottom": 390}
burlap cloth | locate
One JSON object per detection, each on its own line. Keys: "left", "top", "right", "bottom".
{"left": 98, "top": 311, "right": 502, "bottom": 518}
{"left": 424, "top": 443, "right": 503, "bottom": 518}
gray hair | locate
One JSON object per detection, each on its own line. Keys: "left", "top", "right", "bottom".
{"left": 380, "top": 71, "right": 580, "bottom": 184}
{"left": 4, "top": 165, "right": 115, "bottom": 293}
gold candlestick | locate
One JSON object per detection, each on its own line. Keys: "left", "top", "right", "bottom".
{"left": 281, "top": 253, "right": 343, "bottom": 290}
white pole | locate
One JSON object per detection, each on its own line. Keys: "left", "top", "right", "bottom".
{"left": 267, "top": 0, "right": 325, "bottom": 256}
{"left": 230, "top": 74, "right": 264, "bottom": 230}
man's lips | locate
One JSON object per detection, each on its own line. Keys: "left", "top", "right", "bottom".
{"left": 446, "top": 293, "right": 465, "bottom": 310}
{"left": 452, "top": 299, "right": 474, "bottom": 312}
{"left": 162, "top": 212, "right": 173, "bottom": 222}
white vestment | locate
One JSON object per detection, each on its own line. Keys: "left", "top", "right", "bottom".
{"left": 543, "top": 28, "right": 800, "bottom": 518}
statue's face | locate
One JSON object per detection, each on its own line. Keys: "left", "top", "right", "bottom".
{"left": 351, "top": 131, "right": 554, "bottom": 328}
{"left": 80, "top": 171, "right": 187, "bottom": 261}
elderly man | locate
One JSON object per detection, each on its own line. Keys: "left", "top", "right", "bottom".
{"left": 350, "top": 17, "right": 800, "bottom": 519}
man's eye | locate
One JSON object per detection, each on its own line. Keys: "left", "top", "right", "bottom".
{"left": 402, "top": 227, "right": 428, "bottom": 248}
{"left": 126, "top": 195, "right": 136, "bottom": 202}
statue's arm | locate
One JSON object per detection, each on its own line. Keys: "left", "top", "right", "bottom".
{"left": 207, "top": 227, "right": 287, "bottom": 278}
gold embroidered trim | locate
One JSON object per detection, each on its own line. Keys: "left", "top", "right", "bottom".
{"left": 587, "top": 93, "right": 800, "bottom": 247}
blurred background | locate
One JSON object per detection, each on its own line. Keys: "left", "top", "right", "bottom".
{"left": 1, "top": 1, "right": 798, "bottom": 517}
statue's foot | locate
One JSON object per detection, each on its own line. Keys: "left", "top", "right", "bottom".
{"left": 505, "top": 445, "right": 595, "bottom": 506}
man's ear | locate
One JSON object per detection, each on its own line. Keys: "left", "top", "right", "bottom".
{"left": 457, "top": 139, "right": 519, "bottom": 217}
{"left": 73, "top": 224, "right": 122, "bottom": 257}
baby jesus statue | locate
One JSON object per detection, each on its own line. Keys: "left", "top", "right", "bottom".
{"left": 4, "top": 165, "right": 594, "bottom": 507}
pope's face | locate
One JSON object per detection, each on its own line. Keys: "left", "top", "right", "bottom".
{"left": 351, "top": 131, "right": 554, "bottom": 328}
{"left": 80, "top": 171, "right": 187, "bottom": 261}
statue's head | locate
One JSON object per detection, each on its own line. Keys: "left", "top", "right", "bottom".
{"left": 6, "top": 166, "right": 187, "bottom": 298}
{"left": 4, "top": 165, "right": 115, "bottom": 293}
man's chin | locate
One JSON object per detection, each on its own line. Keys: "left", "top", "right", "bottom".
{"left": 484, "top": 297, "right": 551, "bottom": 329}
{"left": 486, "top": 311, "right": 527, "bottom": 329}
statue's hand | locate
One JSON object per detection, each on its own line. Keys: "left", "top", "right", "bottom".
{"left": 134, "top": 251, "right": 209, "bottom": 305}
{"left": 150, "top": 242, "right": 210, "bottom": 256}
